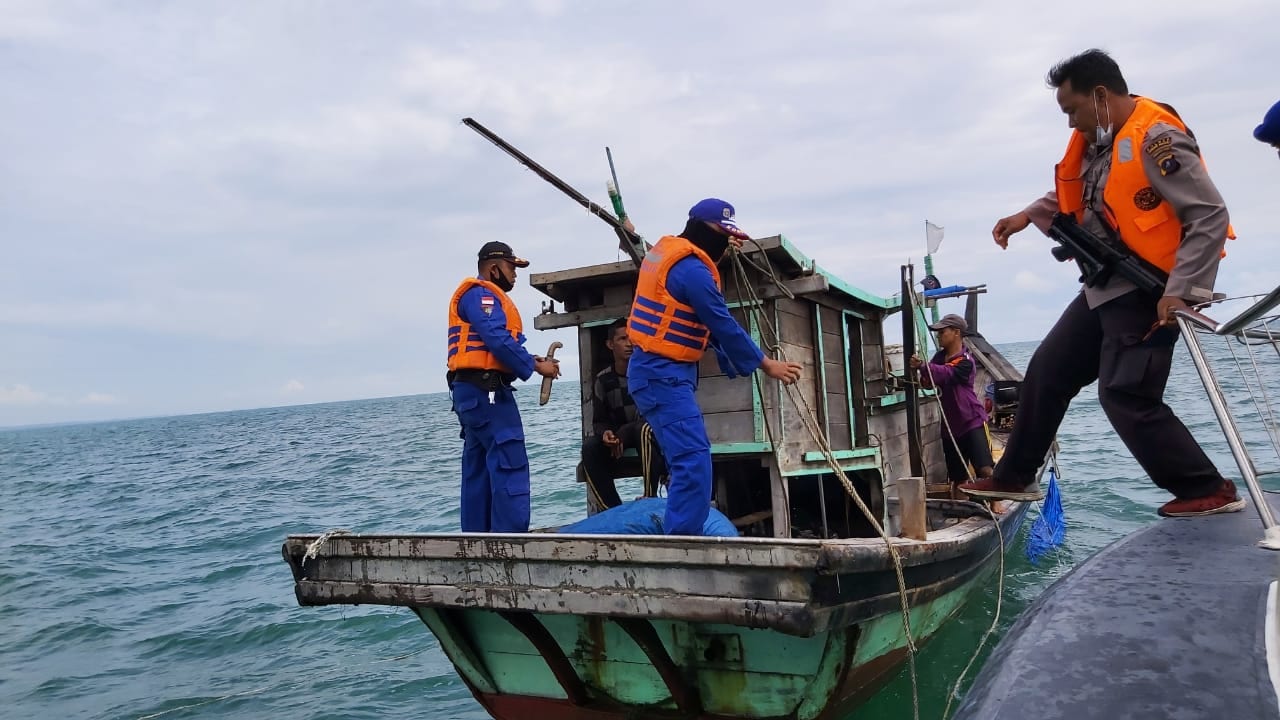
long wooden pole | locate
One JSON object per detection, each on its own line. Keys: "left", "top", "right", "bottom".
{"left": 902, "top": 264, "right": 923, "bottom": 477}
{"left": 462, "top": 118, "right": 646, "bottom": 267}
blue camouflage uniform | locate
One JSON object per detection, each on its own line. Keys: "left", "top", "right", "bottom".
{"left": 628, "top": 257, "right": 764, "bottom": 535}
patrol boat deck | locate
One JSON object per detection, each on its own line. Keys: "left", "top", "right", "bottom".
{"left": 954, "top": 497, "right": 1280, "bottom": 720}
{"left": 955, "top": 286, "right": 1280, "bottom": 720}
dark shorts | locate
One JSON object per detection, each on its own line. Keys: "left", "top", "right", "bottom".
{"left": 943, "top": 425, "right": 994, "bottom": 483}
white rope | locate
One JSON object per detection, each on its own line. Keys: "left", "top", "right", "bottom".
{"left": 302, "top": 529, "right": 351, "bottom": 567}
{"left": 728, "top": 249, "right": 922, "bottom": 720}
{"left": 910, "top": 301, "right": 1014, "bottom": 717}
{"left": 943, "top": 502, "right": 1005, "bottom": 717}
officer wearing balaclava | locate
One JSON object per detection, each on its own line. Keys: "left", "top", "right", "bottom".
{"left": 626, "top": 199, "right": 802, "bottom": 535}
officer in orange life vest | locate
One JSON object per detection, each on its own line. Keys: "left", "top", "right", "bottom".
{"left": 627, "top": 199, "right": 803, "bottom": 535}
{"left": 447, "top": 241, "right": 560, "bottom": 533}
{"left": 961, "top": 49, "right": 1244, "bottom": 519}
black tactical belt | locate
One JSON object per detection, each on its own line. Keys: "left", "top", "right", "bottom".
{"left": 447, "top": 369, "right": 516, "bottom": 391}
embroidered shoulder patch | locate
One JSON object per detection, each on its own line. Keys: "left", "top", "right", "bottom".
{"left": 1157, "top": 154, "right": 1181, "bottom": 176}
{"left": 1143, "top": 136, "right": 1172, "bottom": 157}
{"left": 480, "top": 294, "right": 496, "bottom": 314}
{"left": 1133, "top": 187, "right": 1162, "bottom": 211}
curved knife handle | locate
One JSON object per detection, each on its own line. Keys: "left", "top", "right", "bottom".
{"left": 538, "top": 341, "right": 563, "bottom": 406}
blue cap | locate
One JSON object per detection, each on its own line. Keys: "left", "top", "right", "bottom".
{"left": 1255, "top": 100, "right": 1280, "bottom": 145}
{"left": 688, "top": 198, "right": 750, "bottom": 239}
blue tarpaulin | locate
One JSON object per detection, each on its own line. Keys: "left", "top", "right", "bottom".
{"left": 557, "top": 498, "right": 739, "bottom": 537}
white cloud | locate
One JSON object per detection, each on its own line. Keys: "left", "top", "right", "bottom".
{"left": 2, "top": 0, "right": 1278, "bottom": 426}
{"left": 0, "top": 383, "right": 47, "bottom": 406}
{"left": 281, "top": 379, "right": 305, "bottom": 394}
{"left": 1014, "top": 270, "right": 1054, "bottom": 293}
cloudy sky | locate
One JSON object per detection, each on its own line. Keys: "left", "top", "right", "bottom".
{"left": 2, "top": 0, "right": 1277, "bottom": 427}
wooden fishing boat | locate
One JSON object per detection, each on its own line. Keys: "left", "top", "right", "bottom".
{"left": 281, "top": 121, "right": 1055, "bottom": 719}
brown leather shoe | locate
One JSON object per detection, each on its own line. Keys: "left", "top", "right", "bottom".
{"left": 1158, "top": 479, "right": 1247, "bottom": 518}
{"left": 958, "top": 476, "right": 1045, "bottom": 502}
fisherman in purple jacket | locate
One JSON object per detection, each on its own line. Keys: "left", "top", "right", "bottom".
{"left": 910, "top": 314, "right": 994, "bottom": 489}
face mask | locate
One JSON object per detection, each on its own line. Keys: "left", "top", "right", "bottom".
{"left": 1092, "top": 91, "right": 1114, "bottom": 148}
{"left": 489, "top": 265, "right": 514, "bottom": 292}
{"left": 680, "top": 219, "right": 730, "bottom": 262}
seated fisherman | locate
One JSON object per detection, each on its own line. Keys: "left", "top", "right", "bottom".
{"left": 581, "top": 319, "right": 667, "bottom": 510}
{"left": 910, "top": 314, "right": 995, "bottom": 490}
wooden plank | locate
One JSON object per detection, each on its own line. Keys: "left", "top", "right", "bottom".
{"left": 821, "top": 330, "right": 844, "bottom": 366}
{"left": 603, "top": 284, "right": 634, "bottom": 306}
{"left": 705, "top": 410, "right": 757, "bottom": 445}
{"left": 578, "top": 327, "right": 595, "bottom": 438}
{"left": 697, "top": 352, "right": 726, "bottom": 379}
{"left": 696, "top": 375, "right": 755, "bottom": 415}
{"left": 297, "top": 580, "right": 817, "bottom": 635}
{"left": 757, "top": 275, "right": 829, "bottom": 301}
{"left": 534, "top": 304, "right": 631, "bottom": 331}
{"left": 896, "top": 476, "right": 927, "bottom": 541}
{"left": 863, "top": 342, "right": 885, "bottom": 381}
{"left": 775, "top": 340, "right": 819, "bottom": 470}
{"left": 827, "top": 422, "right": 852, "bottom": 451}
{"left": 529, "top": 261, "right": 638, "bottom": 300}
{"left": 825, "top": 391, "right": 849, "bottom": 426}
{"left": 730, "top": 509, "right": 774, "bottom": 528}
{"left": 823, "top": 364, "right": 847, "bottom": 402}
{"left": 768, "top": 459, "right": 791, "bottom": 538}
{"left": 775, "top": 299, "right": 812, "bottom": 347}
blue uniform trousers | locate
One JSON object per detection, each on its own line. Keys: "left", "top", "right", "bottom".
{"left": 628, "top": 375, "right": 711, "bottom": 535}
{"left": 450, "top": 382, "right": 531, "bottom": 532}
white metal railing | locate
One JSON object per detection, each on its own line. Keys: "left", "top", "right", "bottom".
{"left": 1176, "top": 286, "right": 1280, "bottom": 550}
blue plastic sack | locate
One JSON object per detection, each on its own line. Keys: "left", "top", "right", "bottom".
{"left": 558, "top": 497, "right": 739, "bottom": 537}
{"left": 1026, "top": 467, "right": 1066, "bottom": 564}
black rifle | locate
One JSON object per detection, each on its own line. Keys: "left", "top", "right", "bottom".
{"left": 1047, "top": 213, "right": 1167, "bottom": 296}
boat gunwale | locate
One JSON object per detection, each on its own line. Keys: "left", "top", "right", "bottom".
{"left": 283, "top": 503, "right": 1025, "bottom": 637}
{"left": 284, "top": 502, "right": 1018, "bottom": 579}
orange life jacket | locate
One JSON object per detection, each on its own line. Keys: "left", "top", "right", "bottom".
{"left": 1055, "top": 96, "right": 1232, "bottom": 273}
{"left": 628, "top": 236, "right": 722, "bottom": 363}
{"left": 446, "top": 278, "right": 524, "bottom": 372}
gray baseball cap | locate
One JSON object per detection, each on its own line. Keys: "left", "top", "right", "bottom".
{"left": 928, "top": 314, "right": 968, "bottom": 332}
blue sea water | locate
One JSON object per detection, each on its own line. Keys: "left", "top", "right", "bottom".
{"left": 3, "top": 339, "right": 1276, "bottom": 720}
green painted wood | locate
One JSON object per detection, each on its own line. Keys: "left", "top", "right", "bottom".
{"left": 413, "top": 608, "right": 498, "bottom": 694}
{"left": 431, "top": 609, "right": 851, "bottom": 719}
{"left": 802, "top": 448, "right": 880, "bottom": 462}
{"left": 877, "top": 391, "right": 908, "bottom": 407}
{"left": 796, "top": 628, "right": 853, "bottom": 720}
{"left": 692, "top": 625, "right": 830, "bottom": 717}
{"left": 710, "top": 442, "right": 773, "bottom": 455}
{"left": 454, "top": 610, "right": 568, "bottom": 700}
{"left": 777, "top": 235, "right": 895, "bottom": 310}
{"left": 852, "top": 569, "right": 987, "bottom": 667}
{"left": 550, "top": 614, "right": 673, "bottom": 707}
{"left": 782, "top": 462, "right": 881, "bottom": 477}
